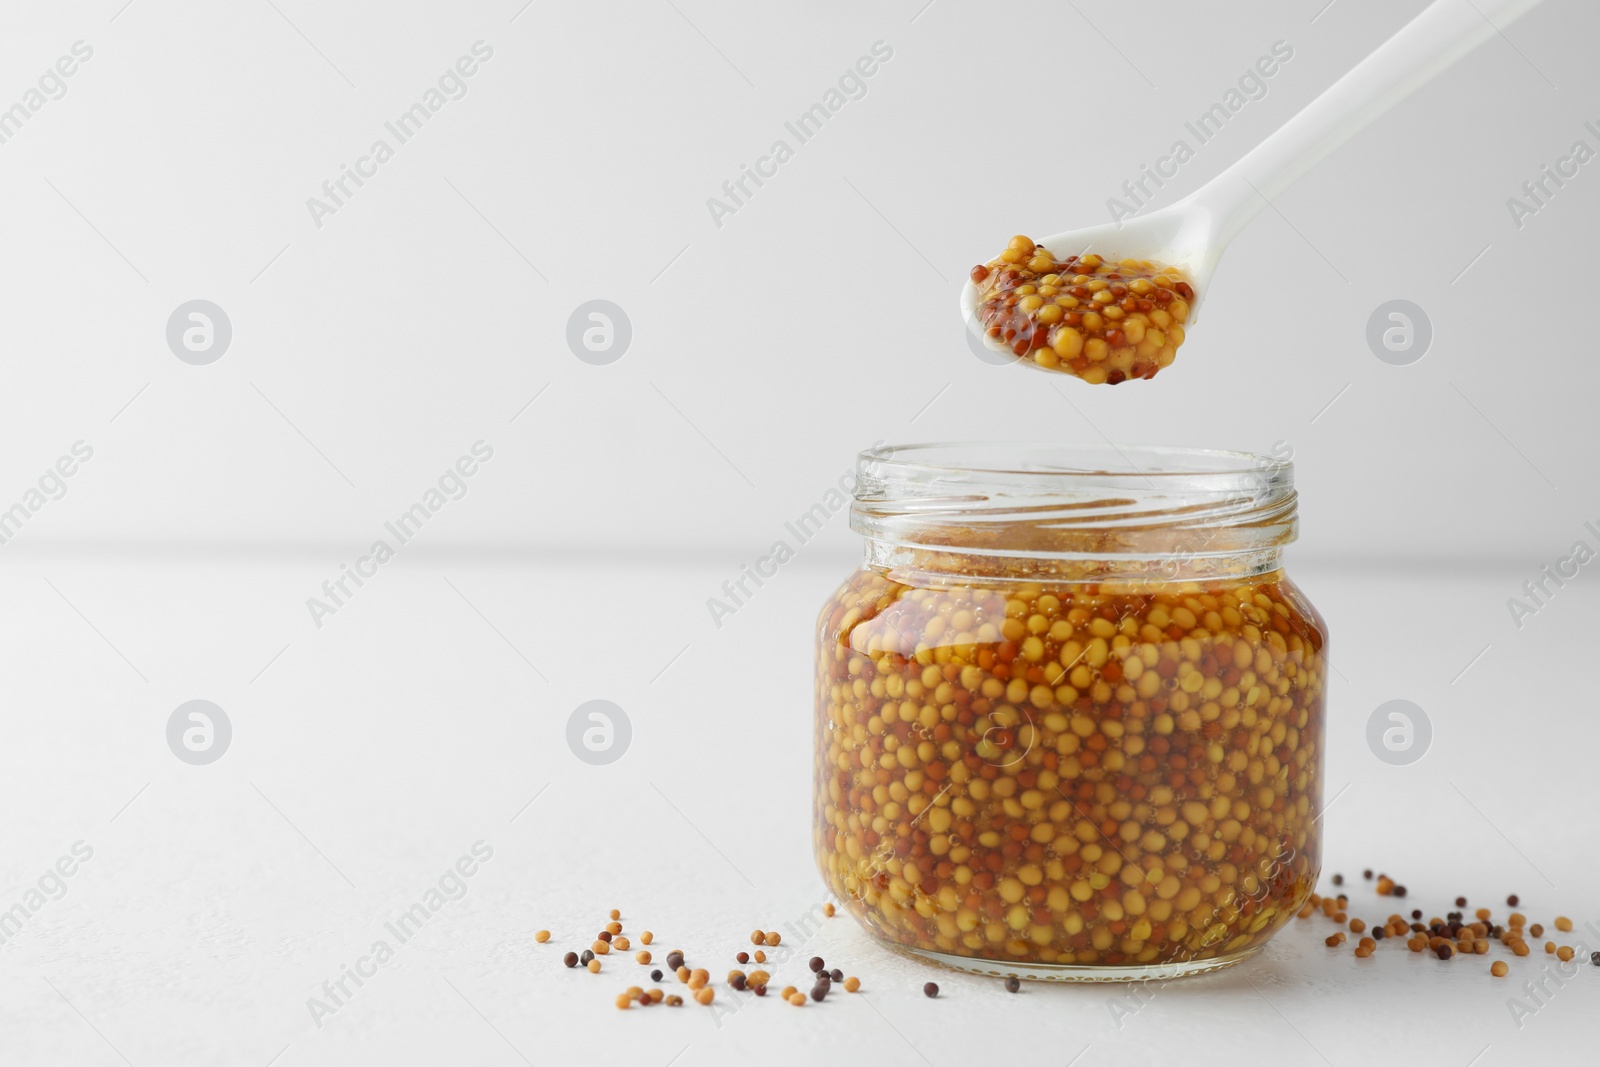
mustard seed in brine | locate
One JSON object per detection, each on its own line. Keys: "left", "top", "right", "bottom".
{"left": 815, "top": 568, "right": 1325, "bottom": 971}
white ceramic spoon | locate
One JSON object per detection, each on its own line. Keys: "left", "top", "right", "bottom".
{"left": 961, "top": 0, "right": 1549, "bottom": 349}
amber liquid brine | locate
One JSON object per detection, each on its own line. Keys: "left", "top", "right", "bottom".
{"left": 813, "top": 564, "right": 1326, "bottom": 977}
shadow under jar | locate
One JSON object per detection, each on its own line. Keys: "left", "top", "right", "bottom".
{"left": 813, "top": 443, "right": 1327, "bottom": 981}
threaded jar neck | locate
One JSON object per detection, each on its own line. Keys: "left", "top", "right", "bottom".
{"left": 850, "top": 442, "right": 1298, "bottom": 584}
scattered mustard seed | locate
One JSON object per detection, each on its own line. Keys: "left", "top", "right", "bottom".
{"left": 534, "top": 930, "right": 550, "bottom": 943}
{"left": 1491, "top": 961, "right": 1509, "bottom": 977}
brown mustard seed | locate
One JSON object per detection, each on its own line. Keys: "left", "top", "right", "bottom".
{"left": 534, "top": 930, "right": 551, "bottom": 943}
{"left": 1332, "top": 873, "right": 1344, "bottom": 886}
{"left": 588, "top": 959, "right": 602, "bottom": 973}
{"left": 752, "top": 984, "right": 767, "bottom": 997}
{"left": 695, "top": 988, "right": 715, "bottom": 1006}
{"left": 597, "top": 931, "right": 612, "bottom": 943}
{"left": 1556, "top": 916, "right": 1574, "bottom": 932}
{"left": 562, "top": 951, "right": 578, "bottom": 967}
{"left": 736, "top": 952, "right": 749, "bottom": 965}
{"left": 810, "top": 985, "right": 827, "bottom": 1002}
{"left": 1530, "top": 924, "right": 1545, "bottom": 938}
{"left": 1507, "top": 895, "right": 1519, "bottom": 906}
{"left": 731, "top": 975, "right": 748, "bottom": 991}
{"left": 650, "top": 970, "right": 663, "bottom": 982}
{"left": 1455, "top": 897, "right": 1467, "bottom": 908}
{"left": 1005, "top": 976, "right": 1021, "bottom": 993}
{"left": 844, "top": 977, "right": 861, "bottom": 992}
{"left": 1363, "top": 869, "right": 1374, "bottom": 880}
{"left": 1435, "top": 944, "right": 1454, "bottom": 960}
{"left": 809, "top": 957, "right": 825, "bottom": 973}
{"left": 727, "top": 970, "right": 746, "bottom": 984}
{"left": 1491, "top": 961, "right": 1509, "bottom": 977}
{"left": 923, "top": 982, "right": 939, "bottom": 998}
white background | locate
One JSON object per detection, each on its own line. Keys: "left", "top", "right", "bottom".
{"left": 1, "top": 0, "right": 1596, "bottom": 1064}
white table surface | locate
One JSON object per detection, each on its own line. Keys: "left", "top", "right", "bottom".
{"left": 1, "top": 552, "right": 1595, "bottom": 1066}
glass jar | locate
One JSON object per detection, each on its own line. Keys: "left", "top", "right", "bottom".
{"left": 813, "top": 443, "right": 1326, "bottom": 981}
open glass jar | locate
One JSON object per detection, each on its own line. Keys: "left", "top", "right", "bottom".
{"left": 813, "top": 443, "right": 1326, "bottom": 981}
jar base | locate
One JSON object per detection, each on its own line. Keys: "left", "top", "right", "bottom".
{"left": 889, "top": 942, "right": 1263, "bottom": 983}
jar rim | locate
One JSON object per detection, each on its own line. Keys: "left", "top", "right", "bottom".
{"left": 850, "top": 441, "right": 1298, "bottom": 572}
{"left": 855, "top": 442, "right": 1291, "bottom": 489}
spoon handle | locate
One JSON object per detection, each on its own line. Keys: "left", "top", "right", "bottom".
{"left": 1197, "top": 0, "right": 1548, "bottom": 248}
